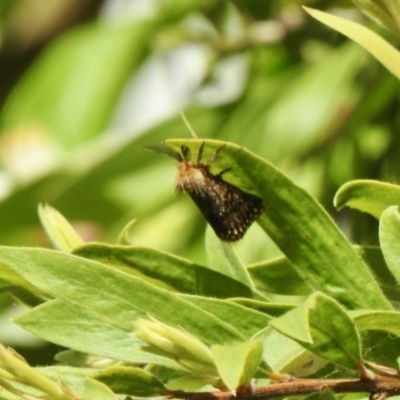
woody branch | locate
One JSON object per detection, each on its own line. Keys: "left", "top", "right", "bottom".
{"left": 168, "top": 375, "right": 400, "bottom": 400}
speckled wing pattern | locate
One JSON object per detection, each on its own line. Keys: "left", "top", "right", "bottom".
{"left": 186, "top": 166, "right": 265, "bottom": 241}
{"left": 175, "top": 143, "right": 265, "bottom": 241}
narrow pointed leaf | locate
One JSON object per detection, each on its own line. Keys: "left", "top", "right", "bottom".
{"left": 74, "top": 243, "right": 261, "bottom": 299}
{"left": 38, "top": 204, "right": 84, "bottom": 252}
{"left": 352, "top": 0, "right": 400, "bottom": 35}
{"left": 0, "top": 247, "right": 243, "bottom": 344}
{"left": 334, "top": 180, "right": 400, "bottom": 219}
{"left": 165, "top": 139, "right": 390, "bottom": 310}
{"left": 304, "top": 7, "right": 400, "bottom": 80}
{"left": 117, "top": 218, "right": 137, "bottom": 245}
{"left": 379, "top": 206, "right": 400, "bottom": 283}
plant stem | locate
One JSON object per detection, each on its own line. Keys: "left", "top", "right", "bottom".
{"left": 169, "top": 376, "right": 400, "bottom": 400}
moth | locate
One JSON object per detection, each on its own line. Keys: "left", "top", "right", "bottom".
{"left": 148, "top": 142, "right": 264, "bottom": 241}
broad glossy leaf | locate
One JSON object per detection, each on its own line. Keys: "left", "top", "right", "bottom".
{"left": 380, "top": 206, "right": 400, "bottom": 283}
{"left": 92, "top": 366, "right": 165, "bottom": 397}
{"left": 0, "top": 247, "right": 243, "bottom": 344}
{"left": 334, "top": 180, "right": 400, "bottom": 219}
{"left": 270, "top": 293, "right": 362, "bottom": 370}
{"left": 165, "top": 139, "right": 390, "bottom": 310}
{"left": 212, "top": 340, "right": 263, "bottom": 390}
{"left": 304, "top": 7, "right": 400, "bottom": 80}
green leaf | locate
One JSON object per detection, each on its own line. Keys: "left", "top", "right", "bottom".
{"left": 353, "top": 310, "right": 400, "bottom": 336}
{"left": 249, "top": 245, "right": 400, "bottom": 303}
{"left": 230, "top": 298, "right": 294, "bottom": 317}
{"left": 38, "top": 204, "right": 84, "bottom": 252}
{"left": 37, "top": 366, "right": 116, "bottom": 400}
{"left": 247, "top": 256, "right": 311, "bottom": 296}
{"left": 14, "top": 299, "right": 175, "bottom": 367}
{"left": 303, "top": 7, "right": 400, "bottom": 80}
{"left": 351, "top": 0, "right": 400, "bottom": 35}
{"left": 181, "top": 295, "right": 271, "bottom": 339}
{"left": 165, "top": 139, "right": 390, "bottom": 310}
{"left": 92, "top": 366, "right": 166, "bottom": 397}
{"left": 379, "top": 206, "right": 400, "bottom": 284}
{"left": 334, "top": 180, "right": 400, "bottom": 219}
{"left": 261, "top": 328, "right": 327, "bottom": 377}
{"left": 0, "top": 262, "right": 46, "bottom": 305}
{"left": 117, "top": 218, "right": 137, "bottom": 245}
{"left": 212, "top": 340, "right": 263, "bottom": 390}
{"left": 73, "top": 243, "right": 261, "bottom": 299}
{"left": 205, "top": 226, "right": 257, "bottom": 291}
{"left": 0, "top": 247, "right": 243, "bottom": 344}
{"left": 270, "top": 293, "right": 362, "bottom": 370}
{"left": 82, "top": 377, "right": 117, "bottom": 400}
{"left": 354, "top": 245, "right": 400, "bottom": 304}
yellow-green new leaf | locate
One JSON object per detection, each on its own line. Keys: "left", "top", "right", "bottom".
{"left": 304, "top": 7, "right": 400, "bottom": 80}
{"left": 212, "top": 340, "right": 263, "bottom": 390}
{"left": 38, "top": 204, "right": 84, "bottom": 252}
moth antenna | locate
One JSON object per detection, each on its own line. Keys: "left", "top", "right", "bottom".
{"left": 180, "top": 111, "right": 199, "bottom": 138}
{"left": 207, "top": 143, "right": 226, "bottom": 164}
{"left": 181, "top": 145, "right": 191, "bottom": 161}
{"left": 197, "top": 142, "right": 205, "bottom": 165}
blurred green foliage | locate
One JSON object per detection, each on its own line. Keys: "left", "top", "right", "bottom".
{"left": 0, "top": 0, "right": 399, "bottom": 359}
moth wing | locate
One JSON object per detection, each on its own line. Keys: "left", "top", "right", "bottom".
{"left": 189, "top": 180, "right": 264, "bottom": 241}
